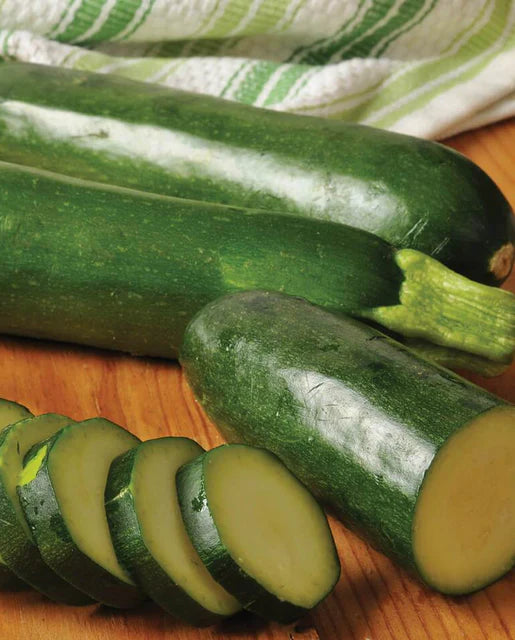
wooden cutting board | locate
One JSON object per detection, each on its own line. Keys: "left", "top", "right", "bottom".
{"left": 0, "top": 119, "right": 513, "bottom": 640}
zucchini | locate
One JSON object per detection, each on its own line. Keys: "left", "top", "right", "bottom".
{"left": 0, "top": 413, "right": 93, "bottom": 604}
{"left": 105, "top": 437, "right": 241, "bottom": 625}
{"left": 180, "top": 290, "right": 515, "bottom": 595}
{"left": 0, "top": 398, "right": 32, "bottom": 427}
{"left": 18, "top": 418, "right": 144, "bottom": 608}
{"left": 0, "top": 62, "right": 512, "bottom": 285}
{"left": 0, "top": 162, "right": 513, "bottom": 363}
{"left": 403, "top": 339, "right": 510, "bottom": 377}
{"left": 0, "top": 399, "right": 32, "bottom": 589}
{"left": 176, "top": 444, "right": 340, "bottom": 623}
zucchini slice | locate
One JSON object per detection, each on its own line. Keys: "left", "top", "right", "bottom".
{"left": 181, "top": 290, "right": 515, "bottom": 595}
{"left": 105, "top": 438, "right": 241, "bottom": 625}
{"left": 18, "top": 418, "right": 144, "bottom": 608}
{"left": 177, "top": 444, "right": 340, "bottom": 624}
{"left": 0, "top": 398, "right": 32, "bottom": 428}
{"left": 0, "top": 413, "right": 92, "bottom": 604}
{"left": 0, "top": 399, "right": 32, "bottom": 590}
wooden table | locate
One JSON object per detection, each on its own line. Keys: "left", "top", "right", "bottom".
{"left": 0, "top": 119, "right": 513, "bottom": 640}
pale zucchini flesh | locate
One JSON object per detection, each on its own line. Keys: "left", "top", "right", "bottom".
{"left": 0, "top": 399, "right": 32, "bottom": 429}
{"left": 18, "top": 417, "right": 144, "bottom": 608}
{"left": 106, "top": 438, "right": 240, "bottom": 625}
{"left": 49, "top": 420, "right": 138, "bottom": 583}
{"left": 413, "top": 406, "right": 515, "bottom": 594}
{"left": 178, "top": 444, "right": 340, "bottom": 623}
{"left": 132, "top": 439, "right": 241, "bottom": 617}
{"left": 0, "top": 413, "right": 92, "bottom": 604}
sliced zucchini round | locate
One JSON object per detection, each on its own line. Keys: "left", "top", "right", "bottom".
{"left": 18, "top": 417, "right": 144, "bottom": 608}
{"left": 0, "top": 398, "right": 32, "bottom": 429}
{"left": 176, "top": 444, "right": 340, "bottom": 624}
{"left": 0, "top": 399, "right": 33, "bottom": 590}
{"left": 0, "top": 413, "right": 93, "bottom": 605}
{"left": 413, "top": 406, "right": 515, "bottom": 594}
{"left": 105, "top": 438, "right": 241, "bottom": 625}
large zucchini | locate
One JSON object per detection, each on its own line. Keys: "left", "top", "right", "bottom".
{"left": 180, "top": 291, "right": 515, "bottom": 595}
{"left": 0, "top": 161, "right": 513, "bottom": 363}
{"left": 0, "top": 62, "right": 512, "bottom": 286}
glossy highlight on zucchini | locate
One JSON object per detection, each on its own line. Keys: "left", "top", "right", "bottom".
{"left": 0, "top": 161, "right": 513, "bottom": 363}
{"left": 0, "top": 62, "right": 512, "bottom": 285}
{"left": 180, "top": 291, "right": 515, "bottom": 595}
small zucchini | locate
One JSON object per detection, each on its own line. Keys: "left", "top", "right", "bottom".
{"left": 181, "top": 290, "right": 515, "bottom": 595}
{"left": 176, "top": 444, "right": 340, "bottom": 623}
{"left": 18, "top": 418, "right": 144, "bottom": 608}
{"left": 105, "top": 437, "right": 241, "bottom": 625}
{"left": 0, "top": 413, "right": 92, "bottom": 604}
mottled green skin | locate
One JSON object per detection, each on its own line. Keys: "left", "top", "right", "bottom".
{"left": 0, "top": 161, "right": 401, "bottom": 359}
{"left": 17, "top": 420, "right": 144, "bottom": 608}
{"left": 180, "top": 292, "right": 507, "bottom": 577}
{"left": 104, "top": 439, "right": 228, "bottom": 626}
{"left": 1, "top": 63, "right": 513, "bottom": 284}
{"left": 176, "top": 445, "right": 335, "bottom": 624}
{"left": 0, "top": 415, "right": 93, "bottom": 605}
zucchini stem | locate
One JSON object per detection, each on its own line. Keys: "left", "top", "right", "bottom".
{"left": 362, "top": 249, "right": 515, "bottom": 363}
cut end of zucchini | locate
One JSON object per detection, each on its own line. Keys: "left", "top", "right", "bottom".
{"left": 413, "top": 406, "right": 515, "bottom": 594}
{"left": 50, "top": 418, "right": 138, "bottom": 584}
{"left": 489, "top": 242, "right": 514, "bottom": 282}
{"left": 205, "top": 445, "right": 340, "bottom": 611}
{"left": 0, "top": 399, "right": 32, "bottom": 431}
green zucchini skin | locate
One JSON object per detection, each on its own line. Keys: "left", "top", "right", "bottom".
{"left": 0, "top": 415, "right": 93, "bottom": 605}
{"left": 180, "top": 291, "right": 509, "bottom": 580}
{"left": 0, "top": 161, "right": 401, "bottom": 359}
{"left": 18, "top": 422, "right": 144, "bottom": 609}
{"left": 105, "top": 441, "right": 235, "bottom": 626}
{"left": 176, "top": 447, "right": 310, "bottom": 624}
{"left": 1, "top": 161, "right": 513, "bottom": 363}
{"left": 0, "top": 62, "right": 512, "bottom": 285}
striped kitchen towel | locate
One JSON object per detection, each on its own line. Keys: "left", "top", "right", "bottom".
{"left": 0, "top": 0, "right": 514, "bottom": 139}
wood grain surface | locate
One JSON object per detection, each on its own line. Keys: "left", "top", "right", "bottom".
{"left": 0, "top": 119, "right": 513, "bottom": 640}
